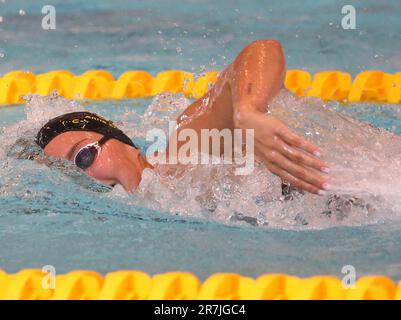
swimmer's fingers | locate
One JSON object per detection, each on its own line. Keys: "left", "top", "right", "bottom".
{"left": 275, "top": 140, "right": 327, "bottom": 172}
{"left": 277, "top": 125, "right": 321, "bottom": 156}
{"left": 259, "top": 143, "right": 328, "bottom": 193}
{"left": 264, "top": 162, "right": 324, "bottom": 195}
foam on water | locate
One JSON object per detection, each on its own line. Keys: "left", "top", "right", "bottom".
{"left": 126, "top": 90, "right": 401, "bottom": 229}
{"left": 3, "top": 90, "right": 401, "bottom": 230}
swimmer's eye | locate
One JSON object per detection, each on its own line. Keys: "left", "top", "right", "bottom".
{"left": 72, "top": 135, "right": 112, "bottom": 170}
{"left": 73, "top": 143, "right": 99, "bottom": 170}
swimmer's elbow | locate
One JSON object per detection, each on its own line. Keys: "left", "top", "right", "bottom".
{"left": 246, "top": 39, "right": 283, "bottom": 54}
{"left": 249, "top": 39, "right": 282, "bottom": 48}
{"left": 240, "top": 39, "right": 285, "bottom": 68}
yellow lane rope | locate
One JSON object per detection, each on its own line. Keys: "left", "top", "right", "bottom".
{"left": 1, "top": 69, "right": 400, "bottom": 105}
{"left": 0, "top": 269, "right": 399, "bottom": 300}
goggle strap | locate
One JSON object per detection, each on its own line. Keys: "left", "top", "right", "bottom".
{"left": 98, "top": 135, "right": 113, "bottom": 146}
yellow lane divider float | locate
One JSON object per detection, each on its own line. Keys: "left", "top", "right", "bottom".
{"left": 1, "top": 69, "right": 401, "bottom": 105}
{"left": 0, "top": 269, "right": 401, "bottom": 300}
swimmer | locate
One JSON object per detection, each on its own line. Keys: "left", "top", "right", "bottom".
{"left": 36, "top": 40, "right": 329, "bottom": 194}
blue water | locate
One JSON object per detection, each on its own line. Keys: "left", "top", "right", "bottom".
{"left": 1, "top": 0, "right": 401, "bottom": 75}
{"left": 2, "top": 0, "right": 401, "bottom": 280}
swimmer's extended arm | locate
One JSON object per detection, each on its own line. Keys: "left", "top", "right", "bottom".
{"left": 173, "top": 40, "right": 329, "bottom": 195}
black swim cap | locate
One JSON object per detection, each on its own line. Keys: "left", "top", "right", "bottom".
{"left": 36, "top": 111, "right": 136, "bottom": 149}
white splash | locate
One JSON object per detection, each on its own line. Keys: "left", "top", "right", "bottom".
{"left": 129, "top": 89, "right": 401, "bottom": 229}
{"left": 3, "top": 90, "right": 401, "bottom": 230}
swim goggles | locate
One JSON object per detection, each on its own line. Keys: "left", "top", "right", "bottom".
{"left": 73, "top": 135, "right": 112, "bottom": 170}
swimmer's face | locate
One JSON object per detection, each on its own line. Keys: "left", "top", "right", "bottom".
{"left": 43, "top": 131, "right": 148, "bottom": 192}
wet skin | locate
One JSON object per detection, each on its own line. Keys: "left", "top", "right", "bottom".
{"left": 44, "top": 131, "right": 149, "bottom": 192}
{"left": 43, "top": 40, "right": 329, "bottom": 194}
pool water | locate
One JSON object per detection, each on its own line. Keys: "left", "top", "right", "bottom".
{"left": 2, "top": 0, "right": 401, "bottom": 280}
{"left": 1, "top": 0, "right": 401, "bottom": 75}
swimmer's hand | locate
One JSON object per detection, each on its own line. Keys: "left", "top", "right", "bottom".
{"left": 234, "top": 110, "right": 329, "bottom": 195}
